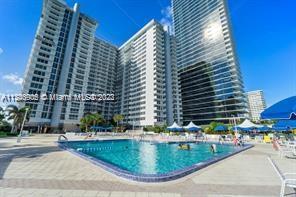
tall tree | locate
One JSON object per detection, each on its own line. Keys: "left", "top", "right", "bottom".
{"left": 80, "top": 115, "right": 92, "bottom": 132}
{"left": 113, "top": 114, "right": 124, "bottom": 132}
{"left": 90, "top": 113, "right": 104, "bottom": 126}
{"left": 80, "top": 113, "right": 105, "bottom": 132}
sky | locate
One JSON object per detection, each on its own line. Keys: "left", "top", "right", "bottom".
{"left": 0, "top": 0, "right": 295, "bottom": 108}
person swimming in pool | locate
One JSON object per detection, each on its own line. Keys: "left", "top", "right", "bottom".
{"left": 210, "top": 144, "right": 217, "bottom": 153}
{"left": 178, "top": 143, "right": 191, "bottom": 150}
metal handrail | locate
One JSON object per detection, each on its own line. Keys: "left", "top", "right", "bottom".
{"left": 58, "top": 135, "right": 68, "bottom": 142}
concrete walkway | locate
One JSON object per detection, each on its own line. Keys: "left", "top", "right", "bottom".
{"left": 0, "top": 135, "right": 295, "bottom": 197}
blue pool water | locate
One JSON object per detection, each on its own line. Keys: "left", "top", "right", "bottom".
{"left": 65, "top": 140, "right": 241, "bottom": 175}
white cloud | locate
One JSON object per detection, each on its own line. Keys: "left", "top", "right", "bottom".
{"left": 161, "top": 6, "right": 172, "bottom": 18}
{"left": 160, "top": 6, "right": 173, "bottom": 31}
{"left": 160, "top": 18, "right": 172, "bottom": 29}
{"left": 0, "top": 48, "right": 3, "bottom": 55}
{"left": 2, "top": 73, "right": 23, "bottom": 85}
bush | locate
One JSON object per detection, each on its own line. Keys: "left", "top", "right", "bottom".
{"left": 143, "top": 126, "right": 153, "bottom": 132}
{"left": 153, "top": 125, "right": 164, "bottom": 133}
{"left": 143, "top": 125, "right": 167, "bottom": 133}
{"left": 0, "top": 121, "right": 12, "bottom": 133}
{"left": 0, "top": 131, "right": 7, "bottom": 137}
{"left": 0, "top": 131, "right": 17, "bottom": 138}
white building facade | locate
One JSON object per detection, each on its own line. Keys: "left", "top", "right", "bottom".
{"left": 84, "top": 38, "right": 118, "bottom": 121}
{"left": 21, "top": 0, "right": 116, "bottom": 130}
{"left": 115, "top": 20, "right": 182, "bottom": 127}
{"left": 21, "top": 0, "right": 182, "bottom": 130}
{"left": 246, "top": 90, "right": 266, "bottom": 121}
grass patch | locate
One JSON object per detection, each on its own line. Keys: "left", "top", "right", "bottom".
{"left": 0, "top": 131, "right": 18, "bottom": 138}
{"left": 0, "top": 131, "right": 7, "bottom": 138}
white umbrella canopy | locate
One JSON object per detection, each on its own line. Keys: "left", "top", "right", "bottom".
{"left": 237, "top": 119, "right": 262, "bottom": 128}
{"left": 167, "top": 122, "right": 182, "bottom": 129}
{"left": 184, "top": 121, "right": 201, "bottom": 129}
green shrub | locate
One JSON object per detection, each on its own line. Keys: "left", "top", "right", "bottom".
{"left": 143, "top": 125, "right": 167, "bottom": 133}
{"left": 0, "top": 131, "right": 7, "bottom": 137}
{"left": 143, "top": 126, "right": 154, "bottom": 132}
{"left": 0, "top": 131, "right": 16, "bottom": 137}
{"left": 0, "top": 121, "right": 12, "bottom": 133}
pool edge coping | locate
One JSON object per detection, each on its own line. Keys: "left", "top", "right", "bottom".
{"left": 57, "top": 139, "right": 254, "bottom": 183}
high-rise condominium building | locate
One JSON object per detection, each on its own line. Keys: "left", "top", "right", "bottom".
{"left": 246, "top": 90, "right": 266, "bottom": 122}
{"left": 21, "top": 0, "right": 117, "bottom": 130}
{"left": 115, "top": 20, "right": 182, "bottom": 127}
{"left": 21, "top": 0, "right": 181, "bottom": 130}
{"left": 172, "top": 0, "right": 248, "bottom": 125}
{"left": 84, "top": 38, "right": 118, "bottom": 121}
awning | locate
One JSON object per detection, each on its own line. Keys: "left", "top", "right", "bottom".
{"left": 237, "top": 119, "right": 261, "bottom": 129}
{"left": 233, "top": 119, "right": 263, "bottom": 132}
{"left": 261, "top": 96, "right": 296, "bottom": 120}
{"left": 167, "top": 122, "right": 183, "bottom": 131}
{"left": 183, "top": 121, "right": 202, "bottom": 131}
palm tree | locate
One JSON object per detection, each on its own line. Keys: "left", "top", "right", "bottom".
{"left": 80, "top": 113, "right": 105, "bottom": 132}
{"left": 90, "top": 113, "right": 104, "bottom": 127}
{"left": 0, "top": 107, "right": 4, "bottom": 122}
{"left": 5, "top": 105, "right": 30, "bottom": 133}
{"left": 113, "top": 114, "right": 124, "bottom": 132}
{"left": 80, "top": 115, "right": 92, "bottom": 132}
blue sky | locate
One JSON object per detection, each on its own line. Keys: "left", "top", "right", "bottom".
{"left": 0, "top": 0, "right": 295, "bottom": 107}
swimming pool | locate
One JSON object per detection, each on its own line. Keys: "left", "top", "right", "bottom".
{"left": 59, "top": 139, "right": 252, "bottom": 182}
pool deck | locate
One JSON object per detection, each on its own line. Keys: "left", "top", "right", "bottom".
{"left": 0, "top": 134, "right": 295, "bottom": 197}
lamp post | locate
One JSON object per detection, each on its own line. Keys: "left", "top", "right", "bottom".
{"left": 17, "top": 107, "right": 29, "bottom": 143}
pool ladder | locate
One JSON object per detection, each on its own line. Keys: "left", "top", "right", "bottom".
{"left": 58, "top": 135, "right": 68, "bottom": 142}
{"left": 58, "top": 135, "right": 68, "bottom": 148}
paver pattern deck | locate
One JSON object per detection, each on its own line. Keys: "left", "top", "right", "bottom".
{"left": 0, "top": 135, "right": 295, "bottom": 197}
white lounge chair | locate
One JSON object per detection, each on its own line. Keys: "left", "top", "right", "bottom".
{"left": 273, "top": 140, "right": 296, "bottom": 158}
{"left": 268, "top": 157, "right": 296, "bottom": 197}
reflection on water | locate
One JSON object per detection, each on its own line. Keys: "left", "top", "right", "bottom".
{"left": 139, "top": 142, "right": 157, "bottom": 174}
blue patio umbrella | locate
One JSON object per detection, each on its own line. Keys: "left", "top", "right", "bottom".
{"left": 188, "top": 127, "right": 201, "bottom": 132}
{"left": 214, "top": 125, "right": 228, "bottom": 131}
{"left": 272, "top": 126, "right": 290, "bottom": 132}
{"left": 232, "top": 126, "right": 242, "bottom": 131}
{"left": 261, "top": 96, "right": 296, "bottom": 120}
{"left": 272, "top": 120, "right": 296, "bottom": 131}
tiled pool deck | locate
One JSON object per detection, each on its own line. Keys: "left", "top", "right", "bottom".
{"left": 0, "top": 134, "right": 295, "bottom": 197}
